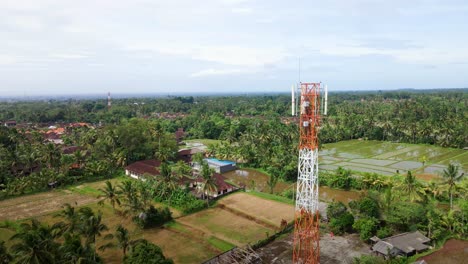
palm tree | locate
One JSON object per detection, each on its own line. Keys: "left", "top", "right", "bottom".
{"left": 119, "top": 181, "right": 142, "bottom": 213}
{"left": 0, "top": 240, "right": 12, "bottom": 264}
{"left": 54, "top": 203, "right": 79, "bottom": 235}
{"left": 160, "top": 162, "right": 180, "bottom": 190}
{"left": 400, "top": 171, "right": 423, "bottom": 202}
{"left": 10, "top": 219, "right": 59, "bottom": 264}
{"left": 59, "top": 233, "right": 96, "bottom": 264}
{"left": 115, "top": 225, "right": 131, "bottom": 256}
{"left": 200, "top": 162, "right": 217, "bottom": 203}
{"left": 424, "top": 181, "right": 444, "bottom": 200}
{"left": 73, "top": 149, "right": 87, "bottom": 168}
{"left": 442, "top": 163, "right": 464, "bottom": 210}
{"left": 42, "top": 143, "right": 61, "bottom": 170}
{"left": 98, "top": 181, "right": 121, "bottom": 211}
{"left": 77, "top": 207, "right": 113, "bottom": 260}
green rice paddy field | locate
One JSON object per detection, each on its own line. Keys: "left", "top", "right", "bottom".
{"left": 320, "top": 140, "right": 467, "bottom": 179}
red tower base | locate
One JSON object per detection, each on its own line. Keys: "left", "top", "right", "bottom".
{"left": 293, "top": 209, "right": 320, "bottom": 264}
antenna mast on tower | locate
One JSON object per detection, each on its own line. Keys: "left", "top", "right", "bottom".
{"left": 293, "top": 82, "right": 322, "bottom": 264}
{"left": 107, "top": 92, "right": 111, "bottom": 110}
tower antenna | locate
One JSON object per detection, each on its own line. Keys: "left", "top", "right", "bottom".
{"left": 107, "top": 92, "right": 111, "bottom": 110}
{"left": 293, "top": 82, "right": 322, "bottom": 264}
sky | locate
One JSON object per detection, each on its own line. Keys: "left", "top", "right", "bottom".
{"left": 1, "top": 0, "right": 468, "bottom": 96}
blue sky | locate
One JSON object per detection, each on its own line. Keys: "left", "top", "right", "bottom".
{"left": 1, "top": 0, "right": 467, "bottom": 96}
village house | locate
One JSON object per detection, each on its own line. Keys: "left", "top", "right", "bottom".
{"left": 371, "top": 231, "right": 431, "bottom": 259}
{"left": 195, "top": 173, "right": 237, "bottom": 198}
{"left": 125, "top": 159, "right": 161, "bottom": 180}
{"left": 124, "top": 158, "right": 238, "bottom": 198}
{"left": 4, "top": 120, "right": 16, "bottom": 127}
{"left": 204, "top": 158, "right": 237, "bottom": 173}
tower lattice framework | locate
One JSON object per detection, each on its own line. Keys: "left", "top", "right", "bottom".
{"left": 293, "top": 82, "right": 321, "bottom": 264}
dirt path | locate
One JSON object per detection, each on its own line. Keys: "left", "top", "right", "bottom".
{"left": 256, "top": 233, "right": 371, "bottom": 264}
{"left": 0, "top": 191, "right": 99, "bottom": 221}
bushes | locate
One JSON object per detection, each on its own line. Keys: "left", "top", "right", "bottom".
{"left": 157, "top": 187, "right": 206, "bottom": 214}
{"left": 330, "top": 212, "right": 354, "bottom": 235}
{"left": 327, "top": 201, "right": 354, "bottom": 235}
{"left": 353, "top": 217, "right": 379, "bottom": 241}
{"left": 133, "top": 206, "right": 172, "bottom": 229}
{"left": 349, "top": 197, "right": 380, "bottom": 219}
{"left": 320, "top": 167, "right": 357, "bottom": 190}
{"left": 376, "top": 226, "right": 392, "bottom": 239}
{"left": 124, "top": 239, "right": 173, "bottom": 264}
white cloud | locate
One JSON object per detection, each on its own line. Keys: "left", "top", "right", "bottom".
{"left": 190, "top": 68, "right": 244, "bottom": 77}
{"left": 232, "top": 7, "right": 253, "bottom": 14}
{"left": 0, "top": 54, "right": 22, "bottom": 65}
{"left": 126, "top": 43, "right": 288, "bottom": 67}
{"left": 5, "top": 15, "right": 44, "bottom": 31}
{"left": 314, "top": 38, "right": 468, "bottom": 65}
{"left": 51, "top": 53, "right": 90, "bottom": 59}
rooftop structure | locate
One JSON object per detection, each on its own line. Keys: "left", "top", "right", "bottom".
{"left": 125, "top": 159, "right": 161, "bottom": 180}
{"left": 204, "top": 158, "right": 236, "bottom": 173}
{"left": 372, "top": 231, "right": 431, "bottom": 258}
{"left": 4, "top": 120, "right": 16, "bottom": 127}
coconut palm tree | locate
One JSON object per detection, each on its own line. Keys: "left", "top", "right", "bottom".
{"left": 9, "top": 219, "right": 60, "bottom": 264}
{"left": 0, "top": 240, "right": 12, "bottom": 264}
{"left": 400, "top": 171, "right": 424, "bottom": 202}
{"left": 54, "top": 203, "right": 79, "bottom": 235}
{"left": 115, "top": 225, "right": 131, "bottom": 256}
{"left": 200, "top": 162, "right": 217, "bottom": 203}
{"left": 98, "top": 181, "right": 121, "bottom": 211}
{"left": 160, "top": 162, "right": 179, "bottom": 191}
{"left": 119, "top": 181, "right": 142, "bottom": 213}
{"left": 59, "top": 233, "right": 96, "bottom": 264}
{"left": 77, "top": 208, "right": 113, "bottom": 260}
{"left": 442, "top": 163, "right": 464, "bottom": 210}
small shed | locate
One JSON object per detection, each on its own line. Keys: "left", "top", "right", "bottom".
{"left": 372, "top": 240, "right": 401, "bottom": 258}
{"left": 372, "top": 231, "right": 431, "bottom": 258}
{"left": 204, "top": 158, "right": 236, "bottom": 173}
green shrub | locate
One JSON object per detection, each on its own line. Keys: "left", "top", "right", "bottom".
{"left": 327, "top": 201, "right": 348, "bottom": 219}
{"left": 353, "top": 217, "right": 378, "bottom": 241}
{"left": 133, "top": 206, "right": 172, "bottom": 229}
{"left": 376, "top": 226, "right": 392, "bottom": 238}
{"left": 330, "top": 212, "right": 354, "bottom": 235}
{"left": 124, "top": 239, "right": 173, "bottom": 264}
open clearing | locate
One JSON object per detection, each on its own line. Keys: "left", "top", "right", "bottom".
{"left": 0, "top": 190, "right": 98, "bottom": 221}
{"left": 218, "top": 192, "right": 295, "bottom": 228}
{"left": 0, "top": 180, "right": 298, "bottom": 263}
{"left": 320, "top": 140, "right": 467, "bottom": 180}
{"left": 256, "top": 233, "right": 371, "bottom": 264}
{"left": 177, "top": 206, "right": 274, "bottom": 246}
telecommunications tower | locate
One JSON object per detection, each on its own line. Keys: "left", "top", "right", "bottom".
{"left": 293, "top": 82, "right": 326, "bottom": 264}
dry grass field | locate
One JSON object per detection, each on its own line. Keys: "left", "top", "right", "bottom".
{"left": 177, "top": 207, "right": 274, "bottom": 246}
{"left": 0, "top": 190, "right": 98, "bottom": 221}
{"left": 218, "top": 192, "right": 295, "bottom": 228}
{"left": 0, "top": 179, "right": 299, "bottom": 263}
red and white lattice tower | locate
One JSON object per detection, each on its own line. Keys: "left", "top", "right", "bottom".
{"left": 293, "top": 82, "right": 322, "bottom": 264}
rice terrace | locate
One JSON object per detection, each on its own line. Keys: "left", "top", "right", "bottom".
{"left": 320, "top": 139, "right": 467, "bottom": 179}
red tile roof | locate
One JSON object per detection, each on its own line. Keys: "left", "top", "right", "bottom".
{"left": 192, "top": 173, "right": 235, "bottom": 192}
{"left": 125, "top": 159, "right": 161, "bottom": 176}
